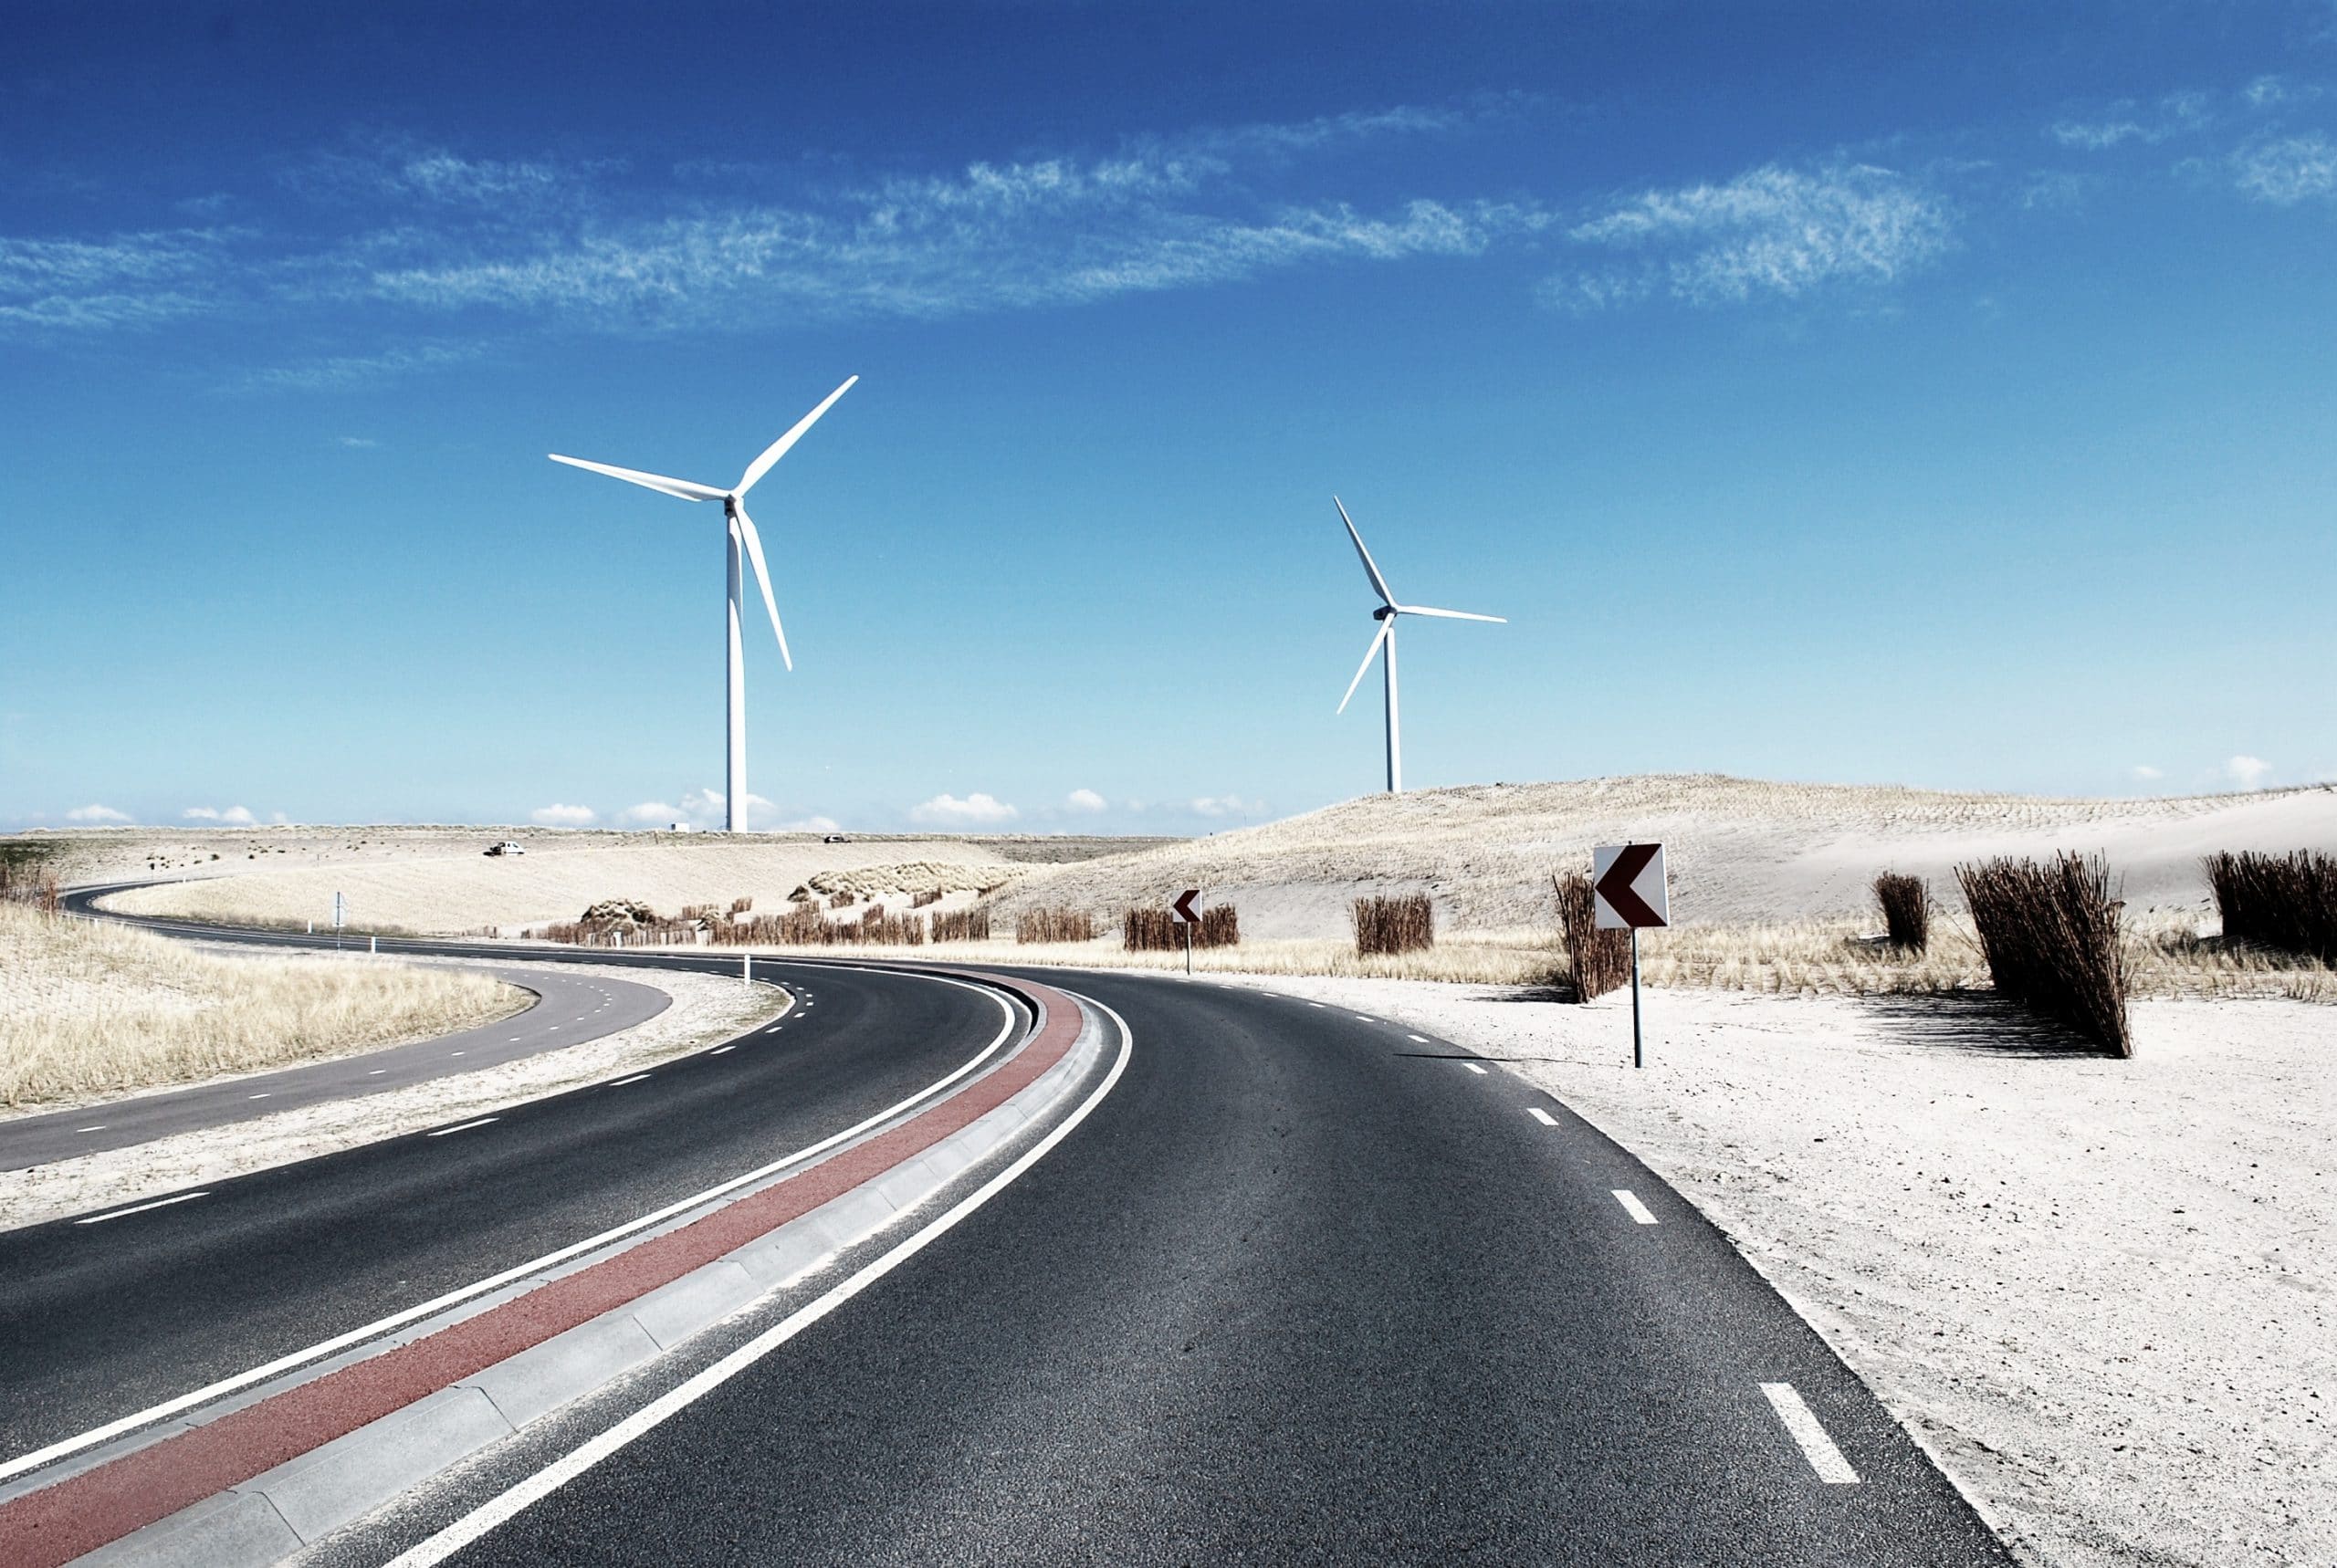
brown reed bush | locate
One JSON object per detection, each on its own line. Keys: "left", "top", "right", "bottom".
{"left": 828, "top": 891, "right": 855, "bottom": 910}
{"left": 930, "top": 906, "right": 991, "bottom": 942}
{"left": 729, "top": 896, "right": 753, "bottom": 915}
{"left": 1017, "top": 907, "right": 1095, "bottom": 945}
{"left": 1956, "top": 852, "right": 2130, "bottom": 1054}
{"left": 2206, "top": 850, "right": 2337, "bottom": 963}
{"left": 0, "top": 855, "right": 60, "bottom": 915}
{"left": 1353, "top": 894, "right": 1433, "bottom": 956}
{"left": 1123, "top": 904, "right": 1240, "bottom": 950}
{"left": 1553, "top": 872, "right": 1631, "bottom": 1000}
{"left": 1874, "top": 873, "right": 1929, "bottom": 950}
{"left": 911, "top": 889, "right": 943, "bottom": 909}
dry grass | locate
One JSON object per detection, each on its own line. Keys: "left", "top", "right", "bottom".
{"left": 1554, "top": 872, "right": 1630, "bottom": 1000}
{"left": 1353, "top": 894, "right": 1433, "bottom": 956}
{"left": 0, "top": 904, "right": 527, "bottom": 1109}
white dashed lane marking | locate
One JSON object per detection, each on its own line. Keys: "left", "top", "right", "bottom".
{"left": 1526, "top": 1107, "right": 1558, "bottom": 1127}
{"left": 710, "top": 1046, "right": 735, "bottom": 1056}
{"left": 75, "top": 1125, "right": 106, "bottom": 1134}
{"left": 75, "top": 1191, "right": 209, "bottom": 1226}
{"left": 1463, "top": 1063, "right": 1488, "bottom": 1075}
{"left": 1761, "top": 1384, "right": 1860, "bottom": 1483}
{"left": 1613, "top": 1190, "right": 1658, "bottom": 1225}
{"left": 609, "top": 1073, "right": 651, "bottom": 1087}
{"left": 1407, "top": 1034, "right": 1429, "bottom": 1042}
{"left": 247, "top": 1093, "right": 270, "bottom": 1101}
{"left": 427, "top": 1117, "right": 499, "bottom": 1138}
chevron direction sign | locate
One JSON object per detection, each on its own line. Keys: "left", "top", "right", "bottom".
{"left": 1592, "top": 844, "right": 1669, "bottom": 930}
{"left": 1172, "top": 890, "right": 1201, "bottom": 925}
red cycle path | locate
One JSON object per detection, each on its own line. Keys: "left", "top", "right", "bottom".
{"left": 0, "top": 970, "right": 1083, "bottom": 1568}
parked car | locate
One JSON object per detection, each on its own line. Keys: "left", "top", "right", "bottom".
{"left": 484, "top": 841, "right": 526, "bottom": 856}
{"left": 823, "top": 833, "right": 852, "bottom": 843}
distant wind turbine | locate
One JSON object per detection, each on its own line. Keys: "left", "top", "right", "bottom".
{"left": 550, "top": 376, "right": 857, "bottom": 833}
{"left": 1331, "top": 497, "right": 1505, "bottom": 795}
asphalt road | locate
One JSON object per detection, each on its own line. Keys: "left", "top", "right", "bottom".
{"left": 375, "top": 967, "right": 2008, "bottom": 1567}
{"left": 0, "top": 941, "right": 1020, "bottom": 1469}
{"left": 18, "top": 900, "right": 2010, "bottom": 1564}
{"left": 0, "top": 961, "right": 669, "bottom": 1172}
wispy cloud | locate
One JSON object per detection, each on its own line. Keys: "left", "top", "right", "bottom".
{"left": 243, "top": 340, "right": 483, "bottom": 392}
{"left": 183, "top": 805, "right": 257, "bottom": 823}
{"left": 0, "top": 229, "right": 238, "bottom": 332}
{"left": 66, "top": 803, "right": 131, "bottom": 823}
{"left": 2049, "top": 89, "right": 2215, "bottom": 152}
{"left": 530, "top": 802, "right": 596, "bottom": 826}
{"left": 2230, "top": 131, "right": 2337, "bottom": 204}
{"left": 1551, "top": 162, "right": 1953, "bottom": 310}
{"left": 1189, "top": 793, "right": 1268, "bottom": 819}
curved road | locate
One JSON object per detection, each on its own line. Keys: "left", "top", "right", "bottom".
{"left": 9, "top": 906, "right": 2011, "bottom": 1565}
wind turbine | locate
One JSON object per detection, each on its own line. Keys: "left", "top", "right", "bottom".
{"left": 1331, "top": 497, "right": 1505, "bottom": 795}
{"left": 550, "top": 376, "right": 857, "bottom": 833}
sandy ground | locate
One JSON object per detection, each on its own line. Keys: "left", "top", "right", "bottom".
{"left": 100, "top": 837, "right": 1024, "bottom": 936}
{"left": 1179, "top": 972, "right": 2332, "bottom": 1568}
{"left": 990, "top": 775, "right": 2337, "bottom": 936}
{"left": 0, "top": 960, "right": 783, "bottom": 1232}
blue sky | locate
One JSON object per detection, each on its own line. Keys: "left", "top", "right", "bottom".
{"left": 5, "top": 1, "right": 2334, "bottom": 834}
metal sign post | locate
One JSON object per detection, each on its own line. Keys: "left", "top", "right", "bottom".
{"left": 1592, "top": 843, "right": 1669, "bottom": 1069}
{"left": 332, "top": 892, "right": 347, "bottom": 948}
{"left": 1172, "top": 888, "right": 1201, "bottom": 976}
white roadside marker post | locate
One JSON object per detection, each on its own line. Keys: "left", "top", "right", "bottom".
{"left": 1592, "top": 843, "right": 1669, "bottom": 1071}
{"left": 743, "top": 952, "right": 752, "bottom": 986}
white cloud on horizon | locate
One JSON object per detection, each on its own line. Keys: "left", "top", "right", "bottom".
{"left": 1065, "top": 788, "right": 1107, "bottom": 814}
{"left": 530, "top": 802, "right": 597, "bottom": 826}
{"left": 183, "top": 805, "right": 257, "bottom": 824}
{"left": 1550, "top": 162, "right": 1953, "bottom": 310}
{"left": 2130, "top": 764, "right": 2164, "bottom": 781}
{"left": 66, "top": 803, "right": 131, "bottom": 823}
{"left": 2226, "top": 754, "right": 2273, "bottom": 789}
{"left": 1189, "top": 794, "right": 1268, "bottom": 819}
{"left": 910, "top": 791, "right": 1020, "bottom": 826}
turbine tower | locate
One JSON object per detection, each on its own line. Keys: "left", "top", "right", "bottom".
{"left": 550, "top": 376, "right": 856, "bottom": 832}
{"left": 1331, "top": 497, "right": 1505, "bottom": 795}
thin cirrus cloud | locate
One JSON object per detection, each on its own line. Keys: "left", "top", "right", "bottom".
{"left": 1546, "top": 162, "right": 1954, "bottom": 311}
{"left": 2230, "top": 131, "right": 2337, "bottom": 204}
{"left": 0, "top": 103, "right": 1975, "bottom": 363}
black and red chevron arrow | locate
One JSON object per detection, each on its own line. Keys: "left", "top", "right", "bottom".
{"left": 1593, "top": 844, "right": 1667, "bottom": 928}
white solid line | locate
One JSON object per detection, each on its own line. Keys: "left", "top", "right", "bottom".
{"left": 1761, "top": 1383, "right": 1860, "bottom": 1483}
{"left": 1463, "top": 1063, "right": 1488, "bottom": 1075}
{"left": 383, "top": 997, "right": 1135, "bottom": 1568}
{"left": 1613, "top": 1189, "right": 1658, "bottom": 1225}
{"left": 1526, "top": 1107, "right": 1558, "bottom": 1126}
{"left": 428, "top": 1117, "right": 499, "bottom": 1138}
{"left": 75, "top": 1191, "right": 210, "bottom": 1226}
{"left": 0, "top": 967, "right": 1017, "bottom": 1486}
{"left": 76, "top": 1125, "right": 106, "bottom": 1133}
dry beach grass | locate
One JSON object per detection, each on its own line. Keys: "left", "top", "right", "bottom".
{"left": 0, "top": 903, "right": 525, "bottom": 1109}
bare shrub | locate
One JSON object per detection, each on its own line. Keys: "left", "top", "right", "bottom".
{"left": 1353, "top": 894, "right": 1433, "bottom": 956}
{"left": 1124, "top": 904, "right": 1240, "bottom": 950}
{"left": 728, "top": 896, "right": 753, "bottom": 915}
{"left": 1956, "top": 853, "right": 2130, "bottom": 1055}
{"left": 1017, "top": 907, "right": 1095, "bottom": 945}
{"left": 1553, "top": 872, "right": 1630, "bottom": 1000}
{"left": 828, "top": 891, "right": 855, "bottom": 910}
{"left": 911, "top": 889, "right": 943, "bottom": 909}
{"left": 931, "top": 907, "right": 990, "bottom": 942}
{"left": 1874, "top": 873, "right": 1929, "bottom": 950}
{"left": 2206, "top": 850, "right": 2337, "bottom": 963}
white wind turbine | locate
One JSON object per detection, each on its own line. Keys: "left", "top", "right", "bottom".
{"left": 550, "top": 376, "right": 857, "bottom": 833}
{"left": 1331, "top": 497, "right": 1505, "bottom": 795}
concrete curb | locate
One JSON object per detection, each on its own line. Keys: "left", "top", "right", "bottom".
{"left": 9, "top": 976, "right": 1104, "bottom": 1568}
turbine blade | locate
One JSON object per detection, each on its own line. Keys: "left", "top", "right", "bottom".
{"left": 1391, "top": 604, "right": 1507, "bottom": 623}
{"left": 736, "top": 375, "right": 859, "bottom": 497}
{"left": 734, "top": 505, "right": 793, "bottom": 672}
{"left": 548, "top": 454, "right": 724, "bottom": 503}
{"left": 1336, "top": 621, "right": 1392, "bottom": 715}
{"left": 1333, "top": 497, "right": 1396, "bottom": 605}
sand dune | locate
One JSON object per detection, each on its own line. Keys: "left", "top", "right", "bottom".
{"left": 984, "top": 774, "right": 2337, "bottom": 936}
